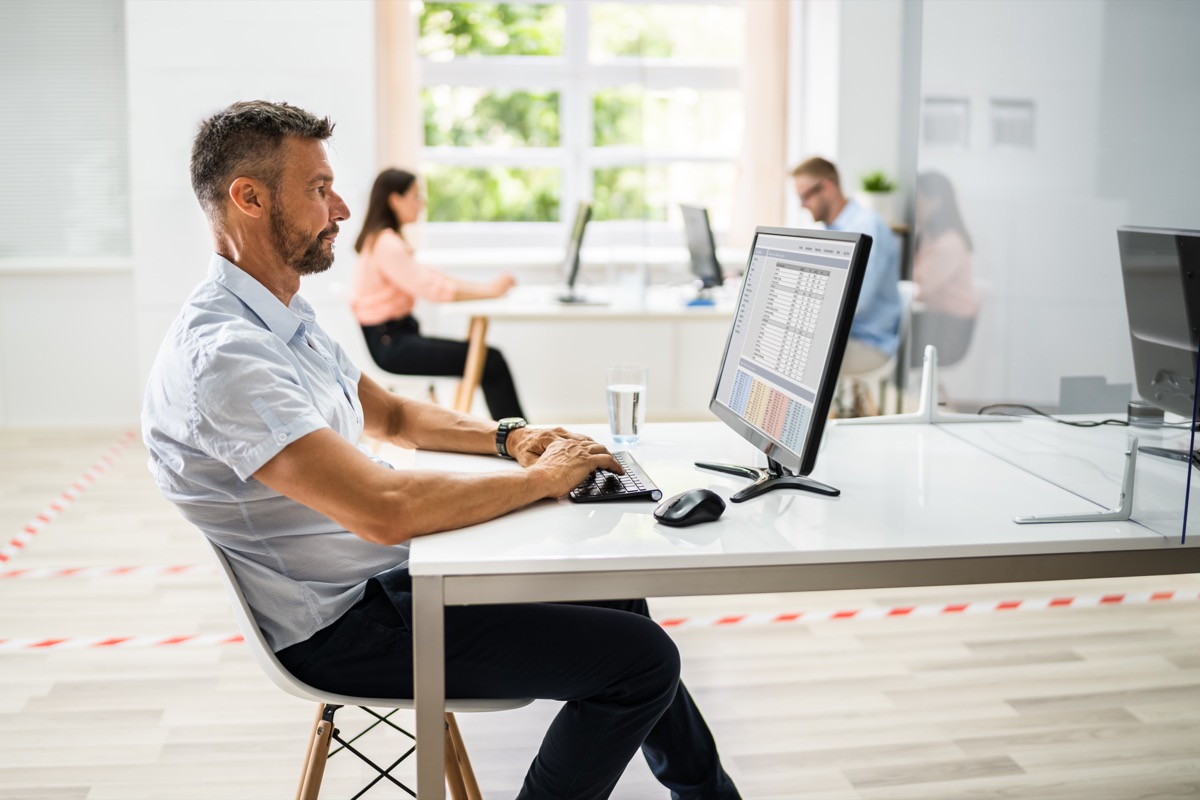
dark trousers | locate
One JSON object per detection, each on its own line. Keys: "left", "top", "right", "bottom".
{"left": 277, "top": 570, "right": 741, "bottom": 800}
{"left": 361, "top": 316, "right": 526, "bottom": 420}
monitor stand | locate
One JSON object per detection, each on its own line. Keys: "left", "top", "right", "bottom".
{"left": 836, "top": 345, "right": 1021, "bottom": 425}
{"left": 695, "top": 457, "right": 840, "bottom": 503}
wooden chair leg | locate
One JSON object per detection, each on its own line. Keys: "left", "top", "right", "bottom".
{"left": 445, "top": 712, "right": 483, "bottom": 800}
{"left": 294, "top": 703, "right": 323, "bottom": 800}
{"left": 454, "top": 316, "right": 489, "bottom": 413}
{"left": 297, "top": 703, "right": 336, "bottom": 800}
{"left": 444, "top": 713, "right": 469, "bottom": 800}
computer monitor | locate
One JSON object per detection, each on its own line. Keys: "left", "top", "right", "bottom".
{"left": 1118, "top": 225, "right": 1200, "bottom": 464}
{"left": 698, "top": 226, "right": 872, "bottom": 502}
{"left": 558, "top": 201, "right": 593, "bottom": 304}
{"left": 680, "top": 204, "right": 723, "bottom": 289}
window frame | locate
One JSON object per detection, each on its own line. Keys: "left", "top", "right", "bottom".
{"left": 417, "top": 0, "right": 743, "bottom": 251}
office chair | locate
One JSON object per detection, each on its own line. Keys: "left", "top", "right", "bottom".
{"left": 207, "top": 541, "right": 532, "bottom": 800}
{"left": 908, "top": 310, "right": 976, "bottom": 369}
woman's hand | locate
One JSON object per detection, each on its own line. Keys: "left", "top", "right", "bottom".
{"left": 489, "top": 272, "right": 517, "bottom": 297}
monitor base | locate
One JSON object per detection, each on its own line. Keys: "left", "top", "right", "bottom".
{"left": 696, "top": 459, "right": 840, "bottom": 503}
{"left": 685, "top": 286, "right": 716, "bottom": 307}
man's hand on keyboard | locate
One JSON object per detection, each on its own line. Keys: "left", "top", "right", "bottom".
{"left": 527, "top": 437, "right": 623, "bottom": 499}
{"left": 507, "top": 426, "right": 607, "bottom": 469}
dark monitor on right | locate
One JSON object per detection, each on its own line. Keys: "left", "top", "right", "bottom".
{"left": 680, "top": 204, "right": 723, "bottom": 289}
{"left": 558, "top": 201, "right": 593, "bottom": 304}
{"left": 1118, "top": 225, "right": 1200, "bottom": 464}
{"left": 698, "top": 227, "right": 872, "bottom": 502}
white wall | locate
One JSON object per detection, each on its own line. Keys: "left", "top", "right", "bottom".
{"left": 0, "top": 0, "right": 376, "bottom": 428}
{"left": 837, "top": 0, "right": 905, "bottom": 217}
{"left": 786, "top": 0, "right": 907, "bottom": 227}
{"left": 0, "top": 267, "right": 139, "bottom": 427}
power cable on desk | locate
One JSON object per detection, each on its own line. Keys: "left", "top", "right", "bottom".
{"left": 974, "top": 403, "right": 1198, "bottom": 429}
{"left": 975, "top": 403, "right": 1129, "bottom": 427}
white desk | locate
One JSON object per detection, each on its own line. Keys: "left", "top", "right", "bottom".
{"left": 401, "top": 421, "right": 1200, "bottom": 798}
{"left": 433, "top": 284, "right": 737, "bottom": 421}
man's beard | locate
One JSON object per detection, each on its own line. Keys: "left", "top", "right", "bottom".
{"left": 270, "top": 202, "right": 338, "bottom": 276}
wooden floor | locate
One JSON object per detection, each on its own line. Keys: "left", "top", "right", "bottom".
{"left": 1, "top": 427, "right": 1198, "bottom": 800}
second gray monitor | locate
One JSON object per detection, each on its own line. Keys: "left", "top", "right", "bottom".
{"left": 558, "top": 201, "right": 594, "bottom": 304}
{"left": 681, "top": 204, "right": 723, "bottom": 288}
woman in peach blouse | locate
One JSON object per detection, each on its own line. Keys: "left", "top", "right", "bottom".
{"left": 911, "top": 171, "right": 980, "bottom": 365}
{"left": 351, "top": 169, "right": 525, "bottom": 419}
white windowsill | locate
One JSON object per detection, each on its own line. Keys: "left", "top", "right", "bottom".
{"left": 0, "top": 258, "right": 134, "bottom": 275}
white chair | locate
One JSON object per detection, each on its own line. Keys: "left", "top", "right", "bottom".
{"left": 323, "top": 281, "right": 462, "bottom": 407}
{"left": 207, "top": 541, "right": 531, "bottom": 799}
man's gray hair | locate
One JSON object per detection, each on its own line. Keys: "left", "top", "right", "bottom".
{"left": 190, "top": 100, "right": 335, "bottom": 224}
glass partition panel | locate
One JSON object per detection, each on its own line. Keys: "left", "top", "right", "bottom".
{"left": 913, "top": 0, "right": 1200, "bottom": 542}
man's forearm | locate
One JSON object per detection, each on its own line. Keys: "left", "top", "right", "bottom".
{"left": 385, "top": 396, "right": 498, "bottom": 456}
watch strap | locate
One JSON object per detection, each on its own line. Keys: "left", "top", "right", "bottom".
{"left": 495, "top": 418, "right": 527, "bottom": 459}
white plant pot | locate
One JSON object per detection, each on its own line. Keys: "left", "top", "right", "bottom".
{"left": 858, "top": 191, "right": 897, "bottom": 225}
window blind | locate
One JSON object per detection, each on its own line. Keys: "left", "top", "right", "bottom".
{"left": 0, "top": 0, "right": 130, "bottom": 261}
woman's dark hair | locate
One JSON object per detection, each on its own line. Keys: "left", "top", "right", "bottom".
{"left": 916, "top": 171, "right": 973, "bottom": 251}
{"left": 354, "top": 168, "right": 419, "bottom": 253}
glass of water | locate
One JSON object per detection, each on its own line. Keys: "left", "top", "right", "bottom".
{"left": 606, "top": 364, "right": 647, "bottom": 445}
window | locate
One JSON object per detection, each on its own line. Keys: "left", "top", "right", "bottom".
{"left": 417, "top": 1, "right": 744, "bottom": 249}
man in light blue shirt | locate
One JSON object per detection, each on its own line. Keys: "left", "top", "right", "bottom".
{"left": 142, "top": 100, "right": 740, "bottom": 800}
{"left": 792, "top": 157, "right": 901, "bottom": 374}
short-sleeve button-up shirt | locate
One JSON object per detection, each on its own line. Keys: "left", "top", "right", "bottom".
{"left": 142, "top": 254, "right": 410, "bottom": 651}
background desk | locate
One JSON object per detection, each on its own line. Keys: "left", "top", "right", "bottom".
{"left": 431, "top": 284, "right": 737, "bottom": 421}
{"left": 398, "top": 421, "right": 1200, "bottom": 798}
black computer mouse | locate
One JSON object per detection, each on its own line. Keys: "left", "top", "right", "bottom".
{"left": 653, "top": 488, "right": 726, "bottom": 527}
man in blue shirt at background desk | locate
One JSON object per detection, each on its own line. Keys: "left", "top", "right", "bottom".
{"left": 792, "top": 157, "right": 901, "bottom": 376}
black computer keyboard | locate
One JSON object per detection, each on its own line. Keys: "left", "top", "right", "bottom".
{"left": 568, "top": 450, "right": 663, "bottom": 503}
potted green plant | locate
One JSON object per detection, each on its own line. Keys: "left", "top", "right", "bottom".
{"left": 859, "top": 170, "right": 898, "bottom": 223}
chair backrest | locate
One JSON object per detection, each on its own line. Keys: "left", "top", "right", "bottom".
{"left": 207, "top": 539, "right": 532, "bottom": 713}
{"left": 206, "top": 540, "right": 333, "bottom": 704}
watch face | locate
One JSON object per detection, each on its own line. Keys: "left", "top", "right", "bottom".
{"left": 499, "top": 417, "right": 526, "bottom": 429}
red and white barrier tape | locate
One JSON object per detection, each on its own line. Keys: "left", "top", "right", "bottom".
{"left": 656, "top": 589, "right": 1198, "bottom": 629}
{"left": 0, "top": 431, "right": 135, "bottom": 564}
{"left": 1, "top": 589, "right": 1195, "bottom": 651}
{"left": 0, "top": 564, "right": 214, "bottom": 580}
{"left": 0, "top": 634, "right": 244, "bottom": 651}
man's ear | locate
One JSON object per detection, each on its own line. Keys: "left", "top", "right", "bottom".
{"left": 228, "top": 177, "right": 267, "bottom": 220}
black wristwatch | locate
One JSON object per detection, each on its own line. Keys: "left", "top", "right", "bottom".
{"left": 495, "top": 417, "right": 527, "bottom": 459}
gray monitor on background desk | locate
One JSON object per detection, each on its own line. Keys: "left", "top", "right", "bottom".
{"left": 680, "top": 204, "right": 723, "bottom": 289}
{"left": 557, "top": 201, "right": 593, "bottom": 304}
